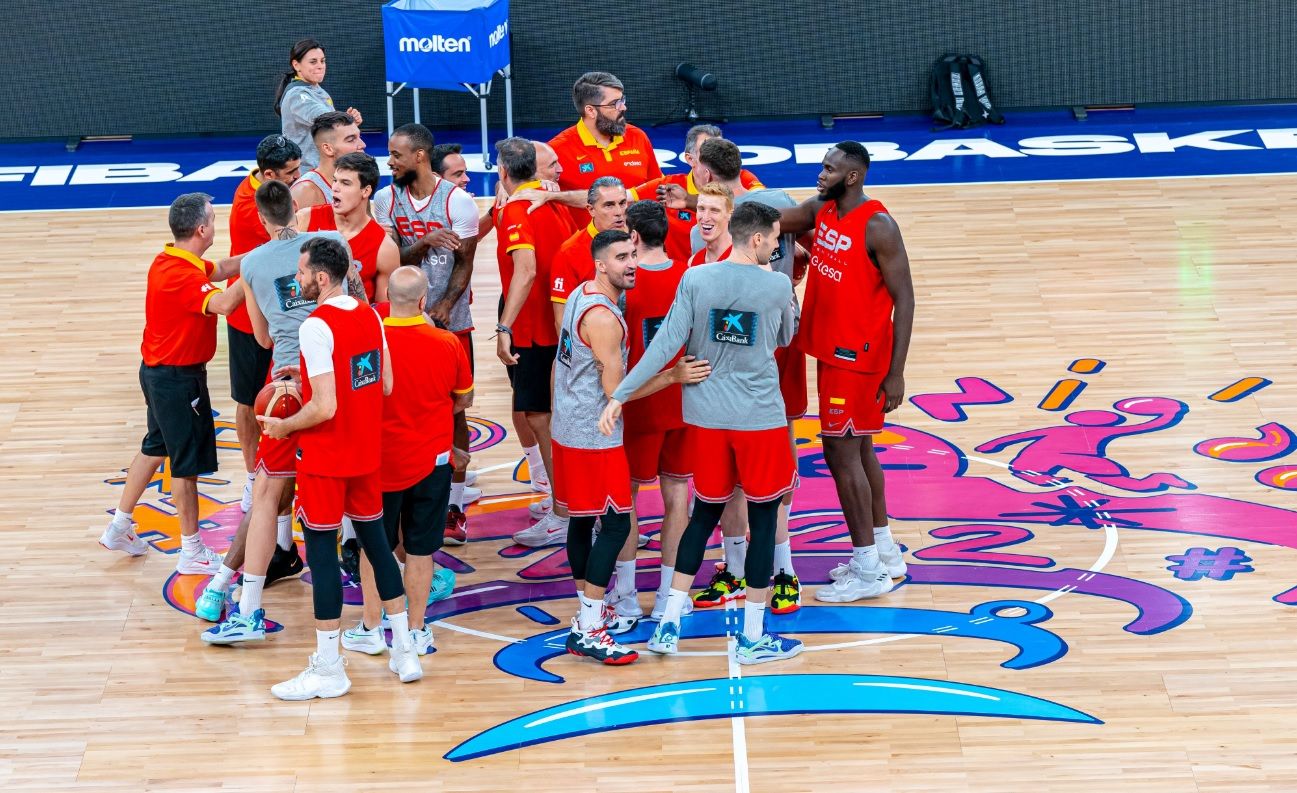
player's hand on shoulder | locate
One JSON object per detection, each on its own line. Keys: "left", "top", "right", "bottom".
{"left": 657, "top": 183, "right": 687, "bottom": 208}
{"left": 506, "top": 188, "right": 550, "bottom": 213}
{"left": 671, "top": 355, "right": 711, "bottom": 385}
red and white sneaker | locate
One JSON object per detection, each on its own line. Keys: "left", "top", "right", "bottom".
{"left": 444, "top": 507, "right": 468, "bottom": 546}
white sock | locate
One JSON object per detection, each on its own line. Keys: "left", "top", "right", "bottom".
{"left": 181, "top": 532, "right": 202, "bottom": 553}
{"left": 773, "top": 541, "right": 795, "bottom": 577}
{"left": 240, "top": 574, "right": 265, "bottom": 615}
{"left": 524, "top": 445, "right": 545, "bottom": 480}
{"left": 110, "top": 509, "right": 132, "bottom": 531}
{"left": 341, "top": 517, "right": 356, "bottom": 543}
{"left": 723, "top": 536, "right": 748, "bottom": 580}
{"left": 388, "top": 610, "right": 411, "bottom": 649}
{"left": 316, "top": 629, "right": 340, "bottom": 663}
{"left": 656, "top": 565, "right": 675, "bottom": 602}
{"left": 662, "top": 588, "right": 690, "bottom": 624}
{"left": 210, "top": 564, "right": 237, "bottom": 593}
{"left": 852, "top": 545, "right": 880, "bottom": 569}
{"left": 449, "top": 481, "right": 465, "bottom": 511}
{"left": 874, "top": 524, "right": 895, "bottom": 547}
{"left": 614, "top": 560, "right": 637, "bottom": 597}
{"left": 742, "top": 600, "right": 766, "bottom": 642}
{"left": 577, "top": 593, "right": 603, "bottom": 631}
{"left": 246, "top": 471, "right": 256, "bottom": 485}
{"left": 276, "top": 515, "right": 293, "bottom": 550}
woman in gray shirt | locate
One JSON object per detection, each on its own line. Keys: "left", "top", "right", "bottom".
{"left": 274, "top": 39, "right": 363, "bottom": 170}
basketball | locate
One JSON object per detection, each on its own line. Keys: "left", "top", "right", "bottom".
{"left": 253, "top": 380, "right": 302, "bottom": 427}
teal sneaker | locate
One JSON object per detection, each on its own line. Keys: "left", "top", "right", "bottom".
{"left": 427, "top": 568, "right": 456, "bottom": 605}
{"left": 647, "top": 620, "right": 680, "bottom": 655}
{"left": 735, "top": 632, "right": 803, "bottom": 666}
{"left": 201, "top": 608, "right": 266, "bottom": 645}
{"left": 195, "top": 584, "right": 229, "bottom": 622}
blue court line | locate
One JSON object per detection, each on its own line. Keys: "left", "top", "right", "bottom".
{"left": 3, "top": 103, "right": 1297, "bottom": 211}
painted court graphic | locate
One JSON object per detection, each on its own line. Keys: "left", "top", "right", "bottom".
{"left": 108, "top": 363, "right": 1294, "bottom": 761}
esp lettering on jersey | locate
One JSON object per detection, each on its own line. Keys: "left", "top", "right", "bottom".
{"left": 709, "top": 308, "right": 756, "bottom": 346}
{"left": 350, "top": 349, "right": 380, "bottom": 389}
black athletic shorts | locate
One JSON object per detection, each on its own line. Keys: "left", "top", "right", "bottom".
{"left": 382, "top": 463, "right": 453, "bottom": 556}
{"left": 139, "top": 362, "right": 218, "bottom": 478}
{"left": 227, "top": 325, "right": 273, "bottom": 407}
{"left": 506, "top": 344, "right": 556, "bottom": 414}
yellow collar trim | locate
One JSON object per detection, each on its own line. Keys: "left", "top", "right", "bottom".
{"left": 575, "top": 120, "right": 624, "bottom": 152}
{"left": 249, "top": 171, "right": 263, "bottom": 190}
{"left": 164, "top": 244, "right": 206, "bottom": 271}
{"left": 586, "top": 222, "right": 598, "bottom": 238}
{"left": 513, "top": 179, "right": 543, "bottom": 194}
{"left": 686, "top": 172, "right": 699, "bottom": 195}
{"left": 383, "top": 315, "right": 427, "bottom": 327}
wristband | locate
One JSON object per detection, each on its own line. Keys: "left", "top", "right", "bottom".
{"left": 494, "top": 323, "right": 513, "bottom": 336}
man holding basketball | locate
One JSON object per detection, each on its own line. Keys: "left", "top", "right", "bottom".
{"left": 199, "top": 180, "right": 346, "bottom": 635}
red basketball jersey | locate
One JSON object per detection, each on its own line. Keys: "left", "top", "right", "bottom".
{"left": 297, "top": 302, "right": 385, "bottom": 476}
{"left": 800, "top": 198, "right": 893, "bottom": 373}
{"left": 621, "top": 256, "right": 688, "bottom": 433}
{"left": 306, "top": 205, "right": 387, "bottom": 303}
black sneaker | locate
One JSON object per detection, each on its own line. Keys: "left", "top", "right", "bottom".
{"left": 266, "top": 543, "right": 305, "bottom": 587}
{"left": 340, "top": 538, "right": 361, "bottom": 583}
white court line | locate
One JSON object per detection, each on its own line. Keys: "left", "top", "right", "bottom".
{"left": 431, "top": 619, "right": 521, "bottom": 644}
{"left": 723, "top": 600, "right": 750, "bottom": 793}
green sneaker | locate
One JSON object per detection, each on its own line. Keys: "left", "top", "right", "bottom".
{"left": 195, "top": 584, "right": 228, "bottom": 622}
{"left": 692, "top": 562, "right": 746, "bottom": 608}
{"left": 770, "top": 572, "right": 801, "bottom": 615}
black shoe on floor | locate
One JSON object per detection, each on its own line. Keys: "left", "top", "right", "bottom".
{"left": 265, "top": 543, "right": 305, "bottom": 587}
{"left": 340, "top": 538, "right": 361, "bottom": 583}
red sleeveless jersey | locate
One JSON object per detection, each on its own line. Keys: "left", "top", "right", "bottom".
{"left": 800, "top": 198, "right": 893, "bottom": 373}
{"left": 688, "top": 245, "right": 731, "bottom": 267}
{"left": 297, "top": 302, "right": 385, "bottom": 477}
{"left": 622, "top": 256, "right": 689, "bottom": 433}
{"left": 306, "top": 205, "right": 387, "bottom": 302}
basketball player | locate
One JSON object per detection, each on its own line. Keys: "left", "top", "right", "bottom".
{"left": 620, "top": 200, "right": 697, "bottom": 621}
{"left": 199, "top": 181, "right": 345, "bottom": 633}
{"left": 689, "top": 183, "right": 733, "bottom": 266}
{"left": 341, "top": 266, "right": 473, "bottom": 657}
{"left": 492, "top": 137, "right": 578, "bottom": 546}
{"left": 99, "top": 194, "right": 245, "bottom": 574}
{"left": 296, "top": 152, "right": 398, "bottom": 302}
{"left": 602, "top": 202, "right": 802, "bottom": 665}
{"left": 555, "top": 230, "right": 708, "bottom": 664}
{"left": 776, "top": 141, "right": 916, "bottom": 602}
{"left": 262, "top": 237, "right": 422, "bottom": 699}
{"left": 431, "top": 143, "right": 470, "bottom": 191}
{"left": 291, "top": 110, "right": 366, "bottom": 210}
{"left": 228, "top": 134, "right": 302, "bottom": 515}
{"left": 373, "top": 123, "right": 481, "bottom": 540}
{"left": 690, "top": 137, "right": 807, "bottom": 613}
{"left": 632, "top": 124, "right": 762, "bottom": 260}
{"left": 547, "top": 72, "right": 662, "bottom": 227}
{"left": 550, "top": 176, "right": 628, "bottom": 328}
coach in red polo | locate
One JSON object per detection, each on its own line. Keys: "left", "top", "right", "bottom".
{"left": 98, "top": 193, "right": 248, "bottom": 576}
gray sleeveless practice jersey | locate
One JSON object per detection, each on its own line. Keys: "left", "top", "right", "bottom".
{"left": 372, "top": 179, "right": 470, "bottom": 332}
{"left": 552, "top": 284, "right": 626, "bottom": 449}
{"left": 240, "top": 230, "right": 346, "bottom": 369}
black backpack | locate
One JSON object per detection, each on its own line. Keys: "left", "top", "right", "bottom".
{"left": 929, "top": 54, "right": 1005, "bottom": 130}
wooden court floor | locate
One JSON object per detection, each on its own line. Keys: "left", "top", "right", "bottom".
{"left": 2, "top": 176, "right": 1295, "bottom": 792}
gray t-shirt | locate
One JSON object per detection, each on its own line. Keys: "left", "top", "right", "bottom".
{"left": 690, "top": 188, "right": 800, "bottom": 280}
{"left": 241, "top": 230, "right": 346, "bottom": 369}
{"left": 280, "top": 81, "right": 335, "bottom": 170}
{"left": 612, "top": 260, "right": 796, "bottom": 431}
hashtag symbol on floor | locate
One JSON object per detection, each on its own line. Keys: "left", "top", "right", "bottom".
{"left": 1164, "top": 547, "right": 1254, "bottom": 581}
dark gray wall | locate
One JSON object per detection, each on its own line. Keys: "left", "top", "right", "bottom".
{"left": 4, "top": 0, "right": 1294, "bottom": 140}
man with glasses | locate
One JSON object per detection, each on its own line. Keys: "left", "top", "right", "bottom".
{"left": 547, "top": 72, "right": 662, "bottom": 228}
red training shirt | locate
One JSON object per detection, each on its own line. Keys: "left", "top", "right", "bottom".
{"left": 494, "top": 181, "right": 578, "bottom": 347}
{"left": 141, "top": 244, "right": 222, "bottom": 366}
{"left": 549, "top": 121, "right": 662, "bottom": 227}
{"left": 550, "top": 223, "right": 598, "bottom": 305}
{"left": 226, "top": 172, "right": 269, "bottom": 333}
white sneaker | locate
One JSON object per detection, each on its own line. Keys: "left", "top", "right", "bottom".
{"left": 605, "top": 589, "right": 644, "bottom": 620}
{"left": 462, "top": 485, "right": 482, "bottom": 505}
{"left": 877, "top": 540, "right": 908, "bottom": 578}
{"left": 176, "top": 543, "right": 223, "bottom": 575}
{"left": 341, "top": 621, "right": 387, "bottom": 655}
{"left": 271, "top": 653, "right": 351, "bottom": 701}
{"left": 816, "top": 561, "right": 893, "bottom": 602}
{"left": 464, "top": 469, "right": 478, "bottom": 487}
{"left": 530, "top": 470, "right": 551, "bottom": 494}
{"left": 651, "top": 593, "right": 695, "bottom": 622}
{"left": 528, "top": 496, "right": 553, "bottom": 519}
{"left": 512, "top": 511, "right": 568, "bottom": 547}
{"left": 411, "top": 626, "right": 434, "bottom": 656}
{"left": 388, "top": 637, "right": 423, "bottom": 683}
{"left": 240, "top": 478, "right": 254, "bottom": 513}
{"left": 99, "top": 524, "right": 147, "bottom": 556}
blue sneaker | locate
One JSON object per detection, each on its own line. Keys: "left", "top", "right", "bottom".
{"left": 195, "top": 584, "right": 229, "bottom": 623}
{"left": 201, "top": 608, "right": 266, "bottom": 645}
{"left": 427, "top": 568, "right": 456, "bottom": 605}
{"left": 735, "top": 632, "right": 803, "bottom": 666}
{"left": 647, "top": 620, "right": 680, "bottom": 655}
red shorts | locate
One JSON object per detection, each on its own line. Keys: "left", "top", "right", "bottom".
{"left": 294, "top": 471, "right": 384, "bottom": 531}
{"left": 624, "top": 426, "right": 693, "bottom": 484}
{"left": 454, "top": 330, "right": 474, "bottom": 374}
{"left": 690, "top": 426, "right": 796, "bottom": 503}
{"left": 253, "top": 433, "right": 297, "bottom": 478}
{"left": 775, "top": 345, "right": 808, "bottom": 419}
{"left": 817, "top": 361, "right": 885, "bottom": 437}
{"left": 551, "top": 441, "right": 633, "bottom": 517}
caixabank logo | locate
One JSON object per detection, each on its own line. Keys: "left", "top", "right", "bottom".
{"left": 105, "top": 362, "right": 1297, "bottom": 761}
